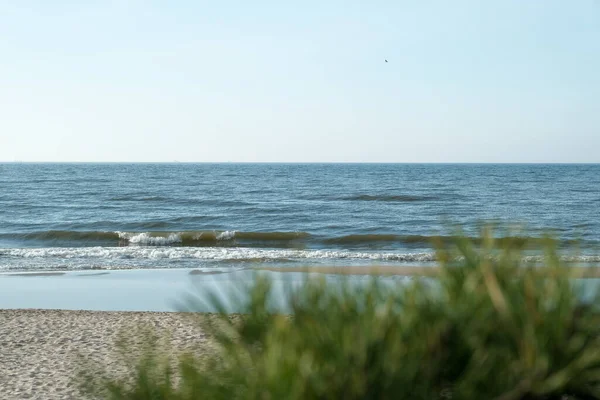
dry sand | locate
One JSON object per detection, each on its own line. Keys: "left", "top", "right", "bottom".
{"left": 0, "top": 309, "right": 211, "bottom": 400}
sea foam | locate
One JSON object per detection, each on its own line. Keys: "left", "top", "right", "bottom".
{"left": 3, "top": 247, "right": 600, "bottom": 263}
{"left": 0, "top": 247, "right": 436, "bottom": 262}
{"left": 117, "top": 231, "right": 183, "bottom": 245}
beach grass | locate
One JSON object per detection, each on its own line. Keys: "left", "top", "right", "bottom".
{"left": 76, "top": 231, "right": 600, "bottom": 400}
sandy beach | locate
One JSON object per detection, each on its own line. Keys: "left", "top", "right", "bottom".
{"left": 0, "top": 268, "right": 421, "bottom": 398}
{"left": 0, "top": 309, "right": 210, "bottom": 400}
{"left": 1, "top": 266, "right": 599, "bottom": 399}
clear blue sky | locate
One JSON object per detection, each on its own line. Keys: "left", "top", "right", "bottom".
{"left": 1, "top": 0, "right": 598, "bottom": 162}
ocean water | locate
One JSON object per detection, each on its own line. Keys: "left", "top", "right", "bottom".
{"left": 1, "top": 163, "right": 599, "bottom": 272}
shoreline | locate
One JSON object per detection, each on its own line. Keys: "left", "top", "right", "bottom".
{"left": 1, "top": 265, "right": 599, "bottom": 313}
{"left": 253, "top": 265, "right": 600, "bottom": 277}
{"left": 0, "top": 265, "right": 436, "bottom": 277}
{"left": 2, "top": 264, "right": 599, "bottom": 277}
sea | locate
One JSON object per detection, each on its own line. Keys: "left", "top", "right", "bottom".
{"left": 1, "top": 163, "right": 599, "bottom": 273}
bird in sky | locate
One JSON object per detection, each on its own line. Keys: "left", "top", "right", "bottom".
{"left": 385, "top": 59, "right": 388, "bottom": 63}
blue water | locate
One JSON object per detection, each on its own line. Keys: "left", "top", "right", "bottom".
{"left": 1, "top": 163, "right": 599, "bottom": 271}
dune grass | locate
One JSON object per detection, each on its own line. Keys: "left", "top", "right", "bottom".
{"left": 79, "top": 232, "right": 600, "bottom": 399}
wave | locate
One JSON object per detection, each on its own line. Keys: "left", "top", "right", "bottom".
{"left": 302, "top": 194, "right": 437, "bottom": 202}
{"left": 0, "top": 230, "right": 312, "bottom": 246}
{"left": 325, "top": 234, "right": 402, "bottom": 244}
{"left": 116, "top": 231, "right": 311, "bottom": 245}
{"left": 0, "top": 247, "right": 436, "bottom": 263}
{"left": 2, "top": 247, "right": 600, "bottom": 268}
{"left": 327, "top": 234, "right": 591, "bottom": 247}
{"left": 323, "top": 234, "right": 495, "bottom": 245}
{"left": 342, "top": 194, "right": 436, "bottom": 202}
{"left": 6, "top": 231, "right": 120, "bottom": 241}
{"left": 0, "top": 230, "right": 594, "bottom": 248}
{"left": 109, "top": 195, "right": 171, "bottom": 202}
{"left": 3, "top": 230, "right": 429, "bottom": 248}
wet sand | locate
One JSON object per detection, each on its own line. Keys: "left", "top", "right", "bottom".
{"left": 254, "top": 265, "right": 439, "bottom": 276}
{"left": 253, "top": 265, "right": 600, "bottom": 278}
{"left": 1, "top": 266, "right": 598, "bottom": 312}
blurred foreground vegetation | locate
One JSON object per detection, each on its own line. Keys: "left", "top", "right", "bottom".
{"left": 79, "top": 233, "right": 600, "bottom": 399}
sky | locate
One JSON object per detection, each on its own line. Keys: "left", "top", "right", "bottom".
{"left": 0, "top": 0, "right": 599, "bottom": 163}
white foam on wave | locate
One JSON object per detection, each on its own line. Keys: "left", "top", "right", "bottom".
{"left": 116, "top": 231, "right": 182, "bottom": 245}
{"left": 216, "top": 230, "right": 236, "bottom": 240}
{"left": 0, "top": 247, "right": 436, "bottom": 262}
{"left": 3, "top": 248, "right": 600, "bottom": 273}
{"left": 115, "top": 231, "right": 236, "bottom": 244}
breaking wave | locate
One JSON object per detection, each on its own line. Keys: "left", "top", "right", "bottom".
{"left": 1, "top": 246, "right": 599, "bottom": 273}
{"left": 0, "top": 230, "right": 594, "bottom": 249}
{"left": 0, "top": 247, "right": 436, "bottom": 262}
{"left": 1, "top": 230, "right": 312, "bottom": 246}
{"left": 2, "top": 246, "right": 600, "bottom": 263}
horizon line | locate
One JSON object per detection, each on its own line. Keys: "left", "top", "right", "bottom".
{"left": 1, "top": 161, "right": 599, "bottom": 165}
